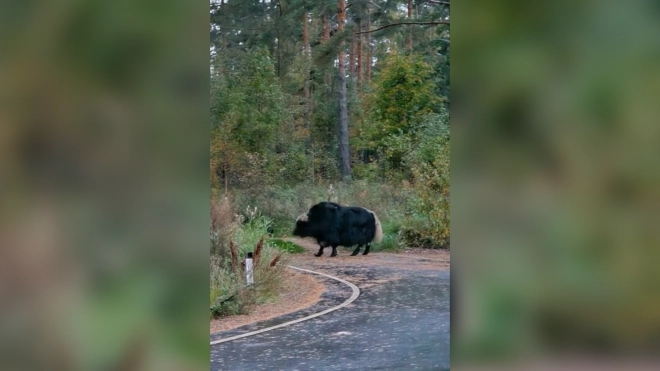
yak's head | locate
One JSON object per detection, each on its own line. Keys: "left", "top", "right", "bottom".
{"left": 292, "top": 213, "right": 311, "bottom": 237}
{"left": 292, "top": 202, "right": 339, "bottom": 238}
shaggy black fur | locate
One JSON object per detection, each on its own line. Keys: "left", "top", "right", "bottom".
{"left": 293, "top": 201, "right": 382, "bottom": 257}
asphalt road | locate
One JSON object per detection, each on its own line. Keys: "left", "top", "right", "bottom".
{"left": 211, "top": 262, "right": 450, "bottom": 370}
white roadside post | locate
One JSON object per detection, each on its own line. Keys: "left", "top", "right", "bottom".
{"left": 245, "top": 252, "right": 254, "bottom": 285}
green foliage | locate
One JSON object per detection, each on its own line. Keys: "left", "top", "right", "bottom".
{"left": 376, "top": 220, "right": 403, "bottom": 252}
{"left": 270, "top": 239, "right": 305, "bottom": 254}
{"left": 233, "top": 214, "right": 273, "bottom": 253}
{"left": 355, "top": 111, "right": 450, "bottom": 248}
{"left": 351, "top": 161, "right": 381, "bottom": 181}
{"left": 380, "top": 133, "right": 415, "bottom": 180}
{"left": 312, "top": 25, "right": 355, "bottom": 68}
{"left": 360, "top": 53, "right": 443, "bottom": 176}
{"left": 403, "top": 111, "right": 450, "bottom": 248}
{"left": 209, "top": 258, "right": 243, "bottom": 317}
{"left": 211, "top": 47, "right": 311, "bottom": 190}
{"left": 211, "top": 47, "right": 287, "bottom": 154}
{"left": 368, "top": 54, "right": 440, "bottom": 148}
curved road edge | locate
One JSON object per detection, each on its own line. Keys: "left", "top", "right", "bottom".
{"left": 210, "top": 265, "right": 361, "bottom": 345}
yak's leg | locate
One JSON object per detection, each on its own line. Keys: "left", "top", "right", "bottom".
{"left": 314, "top": 245, "right": 325, "bottom": 257}
{"left": 363, "top": 242, "right": 371, "bottom": 255}
{"left": 330, "top": 245, "right": 339, "bottom": 257}
{"left": 351, "top": 244, "right": 362, "bottom": 256}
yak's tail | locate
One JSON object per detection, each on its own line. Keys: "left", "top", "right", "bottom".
{"left": 368, "top": 209, "right": 383, "bottom": 243}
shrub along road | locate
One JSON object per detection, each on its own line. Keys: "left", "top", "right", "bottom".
{"left": 211, "top": 239, "right": 450, "bottom": 370}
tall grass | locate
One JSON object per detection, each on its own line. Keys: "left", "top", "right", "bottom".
{"left": 210, "top": 198, "right": 290, "bottom": 317}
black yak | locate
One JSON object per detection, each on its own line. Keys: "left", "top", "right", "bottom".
{"left": 293, "top": 201, "right": 383, "bottom": 257}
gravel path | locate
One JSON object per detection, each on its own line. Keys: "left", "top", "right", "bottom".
{"left": 211, "top": 240, "right": 450, "bottom": 370}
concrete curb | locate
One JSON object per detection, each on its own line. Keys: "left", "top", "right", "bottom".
{"left": 210, "top": 265, "right": 360, "bottom": 346}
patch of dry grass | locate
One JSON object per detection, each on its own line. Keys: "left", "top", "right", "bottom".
{"left": 211, "top": 269, "right": 325, "bottom": 333}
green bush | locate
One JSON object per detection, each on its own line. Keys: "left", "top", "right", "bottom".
{"left": 374, "top": 219, "right": 402, "bottom": 252}
{"left": 403, "top": 111, "right": 450, "bottom": 248}
{"left": 209, "top": 257, "right": 245, "bottom": 317}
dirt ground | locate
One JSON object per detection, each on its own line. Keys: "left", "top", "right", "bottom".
{"left": 210, "top": 237, "right": 450, "bottom": 334}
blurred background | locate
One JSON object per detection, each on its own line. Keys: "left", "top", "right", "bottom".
{"left": 0, "top": 1, "right": 210, "bottom": 370}
{"left": 452, "top": 0, "right": 660, "bottom": 369}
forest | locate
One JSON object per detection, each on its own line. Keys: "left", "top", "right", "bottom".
{"left": 210, "top": 0, "right": 449, "bottom": 315}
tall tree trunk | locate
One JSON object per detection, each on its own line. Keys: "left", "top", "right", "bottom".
{"left": 350, "top": 34, "right": 356, "bottom": 75}
{"left": 302, "top": 12, "right": 313, "bottom": 175}
{"left": 322, "top": 11, "right": 330, "bottom": 42}
{"left": 322, "top": 10, "right": 331, "bottom": 88}
{"left": 366, "top": 7, "right": 371, "bottom": 83}
{"left": 303, "top": 13, "right": 311, "bottom": 122}
{"left": 407, "top": 0, "right": 413, "bottom": 54}
{"left": 337, "top": 0, "right": 351, "bottom": 180}
{"left": 357, "top": 18, "right": 362, "bottom": 91}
